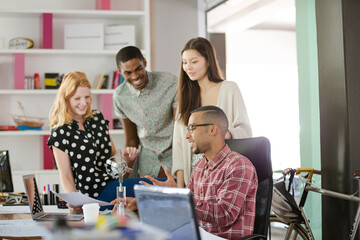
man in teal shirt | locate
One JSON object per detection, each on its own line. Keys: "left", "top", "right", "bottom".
{"left": 113, "top": 46, "right": 177, "bottom": 178}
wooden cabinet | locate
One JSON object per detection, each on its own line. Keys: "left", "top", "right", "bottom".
{"left": 0, "top": 0, "right": 149, "bottom": 190}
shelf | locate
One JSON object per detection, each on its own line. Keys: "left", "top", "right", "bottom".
{"left": 0, "top": 129, "right": 124, "bottom": 136}
{"left": 109, "top": 129, "right": 124, "bottom": 135}
{"left": 0, "top": 49, "right": 146, "bottom": 57}
{"left": 0, "top": 49, "right": 117, "bottom": 55}
{"left": 0, "top": 89, "right": 116, "bottom": 94}
{"left": 13, "top": 169, "right": 59, "bottom": 174}
{"left": 0, "top": 9, "right": 145, "bottom": 18}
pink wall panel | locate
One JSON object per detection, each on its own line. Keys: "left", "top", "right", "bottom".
{"left": 96, "top": 0, "right": 111, "bottom": 10}
{"left": 43, "top": 135, "right": 54, "bottom": 169}
{"left": 98, "top": 94, "right": 113, "bottom": 129}
{"left": 14, "top": 53, "right": 25, "bottom": 89}
{"left": 42, "top": 13, "right": 53, "bottom": 49}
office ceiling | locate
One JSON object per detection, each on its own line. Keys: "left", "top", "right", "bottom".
{"left": 204, "top": 0, "right": 227, "bottom": 11}
{"left": 207, "top": 0, "right": 296, "bottom": 32}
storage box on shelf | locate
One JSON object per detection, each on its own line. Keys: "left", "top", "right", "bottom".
{"left": 0, "top": 0, "right": 149, "bottom": 191}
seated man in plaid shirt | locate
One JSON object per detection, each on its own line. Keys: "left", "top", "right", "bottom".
{"left": 117, "top": 105, "right": 258, "bottom": 239}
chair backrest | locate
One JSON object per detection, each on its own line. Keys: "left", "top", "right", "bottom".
{"left": 226, "top": 137, "right": 273, "bottom": 237}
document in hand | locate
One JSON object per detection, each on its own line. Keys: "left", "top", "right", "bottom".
{"left": 51, "top": 191, "right": 112, "bottom": 207}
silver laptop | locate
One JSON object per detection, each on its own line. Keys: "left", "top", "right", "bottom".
{"left": 134, "top": 185, "right": 201, "bottom": 240}
{"left": 23, "top": 174, "right": 83, "bottom": 221}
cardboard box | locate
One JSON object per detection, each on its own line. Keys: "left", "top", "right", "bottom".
{"left": 64, "top": 23, "right": 104, "bottom": 50}
{"left": 104, "top": 25, "right": 135, "bottom": 50}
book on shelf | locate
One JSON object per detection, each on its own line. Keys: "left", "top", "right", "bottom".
{"left": 94, "top": 70, "right": 123, "bottom": 89}
{"left": 113, "top": 70, "right": 120, "bottom": 89}
{"left": 95, "top": 72, "right": 105, "bottom": 89}
{"left": 101, "top": 74, "right": 109, "bottom": 89}
{"left": 107, "top": 71, "right": 114, "bottom": 89}
{"left": 113, "top": 71, "right": 125, "bottom": 89}
{"left": 45, "top": 73, "right": 63, "bottom": 89}
{"left": 25, "top": 76, "right": 34, "bottom": 89}
{"left": 111, "top": 71, "right": 124, "bottom": 89}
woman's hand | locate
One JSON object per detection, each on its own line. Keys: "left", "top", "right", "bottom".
{"left": 125, "top": 197, "right": 137, "bottom": 211}
{"left": 67, "top": 203, "right": 83, "bottom": 214}
{"left": 110, "top": 197, "right": 138, "bottom": 214}
{"left": 225, "top": 130, "right": 232, "bottom": 139}
{"left": 122, "top": 147, "right": 139, "bottom": 162}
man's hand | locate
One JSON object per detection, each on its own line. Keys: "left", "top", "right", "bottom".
{"left": 139, "top": 167, "right": 177, "bottom": 187}
{"left": 122, "top": 147, "right": 139, "bottom": 162}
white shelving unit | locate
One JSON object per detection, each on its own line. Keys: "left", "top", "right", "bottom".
{"left": 0, "top": 89, "right": 116, "bottom": 95}
{"left": 0, "top": 0, "right": 149, "bottom": 190}
{"left": 0, "top": 49, "right": 119, "bottom": 55}
{"left": 0, "top": 129, "right": 124, "bottom": 136}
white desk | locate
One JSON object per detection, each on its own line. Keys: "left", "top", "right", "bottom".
{"left": 0, "top": 205, "right": 225, "bottom": 240}
{"left": 0, "top": 205, "right": 169, "bottom": 240}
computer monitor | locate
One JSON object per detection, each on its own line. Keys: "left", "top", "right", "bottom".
{"left": 0, "top": 150, "right": 14, "bottom": 192}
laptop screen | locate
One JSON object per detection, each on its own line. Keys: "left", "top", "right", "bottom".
{"left": 23, "top": 174, "right": 44, "bottom": 217}
{"left": 0, "top": 150, "right": 13, "bottom": 192}
{"left": 134, "top": 185, "right": 201, "bottom": 240}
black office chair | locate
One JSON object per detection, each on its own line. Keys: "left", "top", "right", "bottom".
{"left": 226, "top": 137, "right": 273, "bottom": 240}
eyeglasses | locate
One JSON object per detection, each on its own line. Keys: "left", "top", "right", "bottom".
{"left": 187, "top": 123, "right": 214, "bottom": 134}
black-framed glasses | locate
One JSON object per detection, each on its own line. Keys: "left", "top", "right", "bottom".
{"left": 187, "top": 123, "right": 214, "bottom": 134}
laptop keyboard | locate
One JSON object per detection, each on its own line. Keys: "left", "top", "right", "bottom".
{"left": 38, "top": 213, "right": 68, "bottom": 220}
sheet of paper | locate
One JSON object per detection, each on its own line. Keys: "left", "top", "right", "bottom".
{"left": 52, "top": 191, "right": 112, "bottom": 206}
{"left": 0, "top": 205, "right": 30, "bottom": 214}
{"left": 199, "top": 227, "right": 227, "bottom": 240}
{"left": 0, "top": 219, "right": 52, "bottom": 238}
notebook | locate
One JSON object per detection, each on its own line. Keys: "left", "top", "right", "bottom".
{"left": 134, "top": 185, "right": 201, "bottom": 240}
{"left": 23, "top": 174, "right": 83, "bottom": 221}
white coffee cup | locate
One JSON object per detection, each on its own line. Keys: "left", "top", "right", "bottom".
{"left": 82, "top": 203, "right": 100, "bottom": 224}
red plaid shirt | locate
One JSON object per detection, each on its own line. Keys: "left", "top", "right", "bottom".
{"left": 187, "top": 145, "right": 258, "bottom": 240}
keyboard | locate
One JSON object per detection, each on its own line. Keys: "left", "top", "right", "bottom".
{"left": 36, "top": 213, "right": 68, "bottom": 221}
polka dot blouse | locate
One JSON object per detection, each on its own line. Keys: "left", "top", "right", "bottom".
{"left": 47, "top": 110, "right": 116, "bottom": 198}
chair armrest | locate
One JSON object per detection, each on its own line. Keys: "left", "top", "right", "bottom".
{"left": 236, "top": 234, "right": 266, "bottom": 240}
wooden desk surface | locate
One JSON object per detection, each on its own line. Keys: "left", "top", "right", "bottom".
{"left": 0, "top": 213, "right": 32, "bottom": 220}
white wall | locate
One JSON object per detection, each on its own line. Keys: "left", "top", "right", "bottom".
{"left": 150, "top": 0, "right": 203, "bottom": 75}
{"left": 226, "top": 29, "right": 300, "bottom": 171}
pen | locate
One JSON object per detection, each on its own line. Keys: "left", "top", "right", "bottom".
{"left": 49, "top": 184, "right": 55, "bottom": 205}
{"left": 43, "top": 186, "right": 49, "bottom": 205}
{"left": 53, "top": 184, "right": 59, "bottom": 205}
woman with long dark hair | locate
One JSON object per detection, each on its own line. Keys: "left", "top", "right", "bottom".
{"left": 172, "top": 37, "right": 252, "bottom": 187}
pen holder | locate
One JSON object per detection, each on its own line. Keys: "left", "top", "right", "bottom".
{"left": 116, "top": 186, "right": 126, "bottom": 216}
